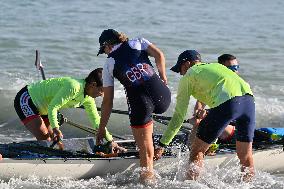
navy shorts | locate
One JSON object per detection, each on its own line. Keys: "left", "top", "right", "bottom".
{"left": 14, "top": 86, "right": 49, "bottom": 124}
{"left": 197, "top": 94, "right": 255, "bottom": 143}
{"left": 126, "top": 75, "right": 171, "bottom": 127}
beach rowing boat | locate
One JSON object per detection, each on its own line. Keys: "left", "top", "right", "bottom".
{"left": 0, "top": 133, "right": 283, "bottom": 180}
{"left": 0, "top": 137, "right": 179, "bottom": 180}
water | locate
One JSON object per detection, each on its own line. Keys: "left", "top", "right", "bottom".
{"left": 0, "top": 0, "right": 284, "bottom": 188}
{"left": 0, "top": 164, "right": 283, "bottom": 189}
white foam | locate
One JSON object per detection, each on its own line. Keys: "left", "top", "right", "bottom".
{"left": 0, "top": 166, "right": 283, "bottom": 189}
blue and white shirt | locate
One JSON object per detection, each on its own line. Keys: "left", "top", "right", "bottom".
{"left": 102, "top": 38, "right": 156, "bottom": 88}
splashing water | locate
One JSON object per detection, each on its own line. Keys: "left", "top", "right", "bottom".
{"left": 0, "top": 166, "right": 283, "bottom": 189}
{"left": 1, "top": 151, "right": 283, "bottom": 189}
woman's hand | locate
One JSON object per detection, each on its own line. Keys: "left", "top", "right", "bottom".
{"left": 96, "top": 126, "right": 106, "bottom": 145}
{"left": 110, "top": 141, "right": 127, "bottom": 153}
{"left": 194, "top": 109, "right": 208, "bottom": 120}
{"left": 159, "top": 74, "right": 168, "bottom": 85}
{"left": 52, "top": 127, "right": 63, "bottom": 140}
{"left": 52, "top": 127, "right": 64, "bottom": 150}
{"left": 97, "top": 86, "right": 114, "bottom": 145}
{"left": 154, "top": 147, "right": 164, "bottom": 161}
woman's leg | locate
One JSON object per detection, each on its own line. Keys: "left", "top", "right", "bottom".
{"left": 14, "top": 86, "right": 51, "bottom": 141}
{"left": 132, "top": 123, "right": 154, "bottom": 181}
{"left": 24, "top": 115, "right": 51, "bottom": 141}
{"left": 41, "top": 116, "right": 64, "bottom": 149}
{"left": 42, "top": 116, "right": 54, "bottom": 139}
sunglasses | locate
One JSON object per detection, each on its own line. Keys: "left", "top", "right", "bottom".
{"left": 227, "top": 65, "right": 240, "bottom": 72}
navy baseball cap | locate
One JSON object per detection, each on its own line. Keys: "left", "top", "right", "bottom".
{"left": 97, "top": 29, "right": 120, "bottom": 56}
{"left": 170, "top": 50, "right": 201, "bottom": 73}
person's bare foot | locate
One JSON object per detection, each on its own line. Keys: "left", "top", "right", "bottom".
{"left": 0, "top": 154, "right": 3, "bottom": 161}
{"left": 140, "top": 170, "right": 156, "bottom": 185}
{"left": 186, "top": 169, "right": 199, "bottom": 180}
{"left": 241, "top": 167, "right": 255, "bottom": 182}
{"left": 186, "top": 162, "right": 203, "bottom": 180}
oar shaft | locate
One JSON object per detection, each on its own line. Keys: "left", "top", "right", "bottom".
{"left": 66, "top": 120, "right": 97, "bottom": 135}
{"left": 40, "top": 67, "right": 46, "bottom": 80}
{"left": 65, "top": 119, "right": 127, "bottom": 140}
{"left": 97, "top": 107, "right": 191, "bottom": 124}
{"left": 35, "top": 50, "right": 46, "bottom": 80}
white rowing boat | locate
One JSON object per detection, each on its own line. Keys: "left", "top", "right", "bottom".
{"left": 0, "top": 136, "right": 283, "bottom": 180}
{"left": 0, "top": 137, "right": 177, "bottom": 180}
{"left": 0, "top": 155, "right": 181, "bottom": 180}
{"left": 205, "top": 147, "right": 284, "bottom": 174}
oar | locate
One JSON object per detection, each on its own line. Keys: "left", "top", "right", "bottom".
{"left": 94, "top": 151, "right": 139, "bottom": 158}
{"left": 35, "top": 50, "right": 46, "bottom": 80}
{"left": 70, "top": 150, "right": 140, "bottom": 158}
{"left": 64, "top": 117, "right": 127, "bottom": 140}
{"left": 96, "top": 107, "right": 193, "bottom": 124}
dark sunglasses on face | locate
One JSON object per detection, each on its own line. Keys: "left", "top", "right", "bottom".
{"left": 227, "top": 65, "right": 240, "bottom": 72}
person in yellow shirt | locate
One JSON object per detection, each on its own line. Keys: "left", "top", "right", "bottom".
{"left": 193, "top": 54, "right": 239, "bottom": 145}
{"left": 14, "top": 68, "right": 123, "bottom": 152}
{"left": 155, "top": 50, "right": 255, "bottom": 181}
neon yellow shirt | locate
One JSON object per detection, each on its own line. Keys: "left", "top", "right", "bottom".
{"left": 160, "top": 63, "right": 253, "bottom": 145}
{"left": 27, "top": 77, "right": 113, "bottom": 141}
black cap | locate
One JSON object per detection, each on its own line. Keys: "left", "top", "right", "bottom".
{"left": 170, "top": 50, "right": 201, "bottom": 73}
{"left": 97, "top": 29, "right": 120, "bottom": 56}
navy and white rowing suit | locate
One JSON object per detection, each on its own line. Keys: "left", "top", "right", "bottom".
{"left": 103, "top": 38, "right": 171, "bottom": 127}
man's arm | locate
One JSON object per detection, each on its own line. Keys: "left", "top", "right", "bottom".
{"left": 160, "top": 76, "right": 191, "bottom": 145}
{"left": 190, "top": 100, "right": 207, "bottom": 146}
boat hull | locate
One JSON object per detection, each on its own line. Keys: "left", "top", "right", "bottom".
{"left": 0, "top": 135, "right": 283, "bottom": 179}
{"left": 0, "top": 156, "right": 176, "bottom": 179}
{"left": 205, "top": 147, "right": 284, "bottom": 174}
{"left": 0, "top": 147, "right": 283, "bottom": 179}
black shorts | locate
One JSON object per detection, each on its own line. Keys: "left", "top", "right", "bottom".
{"left": 126, "top": 75, "right": 171, "bottom": 127}
{"left": 197, "top": 94, "right": 255, "bottom": 143}
{"left": 14, "top": 86, "right": 45, "bottom": 124}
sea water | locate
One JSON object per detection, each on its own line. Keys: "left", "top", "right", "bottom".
{"left": 0, "top": 0, "right": 284, "bottom": 188}
{"left": 0, "top": 162, "right": 283, "bottom": 189}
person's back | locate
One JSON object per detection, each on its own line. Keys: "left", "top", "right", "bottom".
{"left": 108, "top": 39, "right": 170, "bottom": 115}
{"left": 109, "top": 39, "right": 156, "bottom": 88}
{"left": 192, "top": 54, "right": 241, "bottom": 144}
{"left": 184, "top": 63, "right": 252, "bottom": 108}
{"left": 28, "top": 77, "right": 83, "bottom": 115}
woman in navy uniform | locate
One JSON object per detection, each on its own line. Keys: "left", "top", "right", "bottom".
{"left": 96, "top": 29, "right": 171, "bottom": 182}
